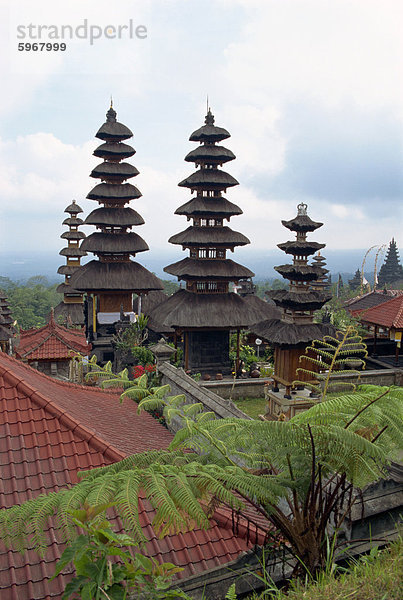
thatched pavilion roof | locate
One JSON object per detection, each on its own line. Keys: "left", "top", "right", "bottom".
{"left": 93, "top": 141, "right": 135, "bottom": 160}
{"left": 178, "top": 169, "right": 239, "bottom": 190}
{"left": 185, "top": 145, "right": 235, "bottom": 164}
{"left": 164, "top": 258, "right": 254, "bottom": 280}
{"left": 189, "top": 110, "right": 231, "bottom": 142}
{"left": 281, "top": 214, "right": 323, "bottom": 233}
{"left": 59, "top": 247, "right": 87, "bottom": 258}
{"left": 90, "top": 161, "right": 139, "bottom": 181}
{"left": 65, "top": 200, "right": 83, "bottom": 214}
{"left": 87, "top": 182, "right": 141, "bottom": 202}
{"left": 267, "top": 289, "right": 332, "bottom": 311}
{"left": 60, "top": 231, "right": 86, "bottom": 240}
{"left": 150, "top": 289, "right": 276, "bottom": 329}
{"left": 85, "top": 207, "right": 145, "bottom": 227}
{"left": 274, "top": 264, "right": 323, "bottom": 281}
{"left": 277, "top": 241, "right": 326, "bottom": 256}
{"left": 81, "top": 232, "right": 148, "bottom": 254}
{"left": 168, "top": 226, "right": 249, "bottom": 247}
{"left": 251, "top": 318, "right": 335, "bottom": 346}
{"left": 95, "top": 106, "right": 133, "bottom": 141}
{"left": 69, "top": 260, "right": 163, "bottom": 293}
{"left": 175, "top": 196, "right": 242, "bottom": 218}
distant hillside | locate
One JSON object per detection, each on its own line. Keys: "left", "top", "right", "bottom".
{"left": 1, "top": 248, "right": 400, "bottom": 285}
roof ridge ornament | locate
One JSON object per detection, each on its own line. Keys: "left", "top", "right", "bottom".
{"left": 106, "top": 100, "right": 117, "bottom": 123}
{"left": 297, "top": 202, "right": 308, "bottom": 216}
{"left": 205, "top": 108, "right": 215, "bottom": 125}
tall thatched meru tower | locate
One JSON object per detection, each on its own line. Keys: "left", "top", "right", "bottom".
{"left": 150, "top": 108, "right": 275, "bottom": 374}
{"left": 54, "top": 200, "right": 86, "bottom": 326}
{"left": 69, "top": 103, "right": 163, "bottom": 362}
{"left": 253, "top": 203, "right": 334, "bottom": 397}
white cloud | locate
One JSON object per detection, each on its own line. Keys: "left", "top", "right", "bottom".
{"left": 0, "top": 0, "right": 401, "bottom": 262}
{"left": 329, "top": 204, "right": 364, "bottom": 220}
{"left": 222, "top": 0, "right": 403, "bottom": 111}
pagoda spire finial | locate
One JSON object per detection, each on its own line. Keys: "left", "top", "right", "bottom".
{"left": 297, "top": 202, "right": 308, "bottom": 216}
{"left": 106, "top": 99, "right": 117, "bottom": 123}
{"left": 205, "top": 106, "right": 214, "bottom": 125}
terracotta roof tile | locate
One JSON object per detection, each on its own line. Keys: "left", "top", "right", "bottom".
{"left": 16, "top": 313, "right": 90, "bottom": 360}
{"left": 0, "top": 353, "right": 269, "bottom": 599}
{"left": 355, "top": 294, "right": 403, "bottom": 328}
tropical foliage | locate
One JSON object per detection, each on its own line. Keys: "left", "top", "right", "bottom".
{"left": 294, "top": 326, "right": 368, "bottom": 398}
{"left": 0, "top": 275, "right": 61, "bottom": 329}
{"left": 113, "top": 315, "right": 150, "bottom": 352}
{"left": 53, "top": 502, "right": 190, "bottom": 600}
{"left": 0, "top": 374, "right": 401, "bottom": 579}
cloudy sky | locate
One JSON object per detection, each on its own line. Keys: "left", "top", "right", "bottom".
{"left": 0, "top": 0, "right": 402, "bottom": 277}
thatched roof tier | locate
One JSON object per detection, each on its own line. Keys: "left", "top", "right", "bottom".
{"left": 65, "top": 201, "right": 83, "bottom": 214}
{"left": 251, "top": 318, "right": 335, "bottom": 346}
{"left": 85, "top": 207, "right": 145, "bottom": 227}
{"left": 150, "top": 289, "right": 272, "bottom": 329}
{"left": 189, "top": 110, "right": 231, "bottom": 142}
{"left": 68, "top": 260, "right": 163, "bottom": 292}
{"left": 274, "top": 264, "right": 323, "bottom": 281}
{"left": 164, "top": 258, "right": 254, "bottom": 280}
{"left": 87, "top": 183, "right": 142, "bottom": 201}
{"left": 54, "top": 301, "right": 85, "bottom": 326}
{"left": 56, "top": 283, "right": 81, "bottom": 295}
{"left": 59, "top": 247, "right": 87, "bottom": 258}
{"left": 133, "top": 291, "right": 174, "bottom": 334}
{"left": 133, "top": 290, "right": 169, "bottom": 314}
{"left": 57, "top": 265, "right": 80, "bottom": 275}
{"left": 0, "top": 325, "right": 12, "bottom": 341}
{"left": 62, "top": 217, "right": 84, "bottom": 226}
{"left": 81, "top": 232, "right": 149, "bottom": 255}
{"left": 93, "top": 142, "right": 135, "bottom": 160}
{"left": 184, "top": 145, "right": 235, "bottom": 164}
{"left": 90, "top": 161, "right": 139, "bottom": 181}
{"left": 168, "top": 226, "right": 250, "bottom": 247}
{"left": 281, "top": 214, "right": 323, "bottom": 233}
{"left": 267, "top": 289, "right": 332, "bottom": 311}
{"left": 61, "top": 231, "right": 86, "bottom": 240}
{"left": 95, "top": 106, "right": 133, "bottom": 141}
{"left": 0, "top": 314, "right": 12, "bottom": 326}
{"left": 175, "top": 196, "right": 243, "bottom": 218}
{"left": 178, "top": 169, "right": 239, "bottom": 190}
{"left": 241, "top": 295, "right": 281, "bottom": 322}
{"left": 277, "top": 241, "right": 326, "bottom": 256}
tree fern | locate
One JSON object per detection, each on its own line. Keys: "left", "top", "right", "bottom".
{"left": 0, "top": 364, "right": 401, "bottom": 580}
{"left": 293, "top": 326, "right": 368, "bottom": 398}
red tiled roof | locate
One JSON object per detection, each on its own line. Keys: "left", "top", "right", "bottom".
{"left": 16, "top": 312, "right": 90, "bottom": 360}
{"left": 357, "top": 294, "right": 403, "bottom": 329}
{"left": 0, "top": 353, "right": 266, "bottom": 599}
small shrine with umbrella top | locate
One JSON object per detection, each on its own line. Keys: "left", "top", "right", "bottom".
{"left": 54, "top": 200, "right": 87, "bottom": 326}
{"left": 150, "top": 108, "right": 277, "bottom": 374}
{"left": 252, "top": 203, "right": 334, "bottom": 400}
{"left": 69, "top": 103, "right": 163, "bottom": 363}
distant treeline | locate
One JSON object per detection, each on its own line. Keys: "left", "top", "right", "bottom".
{"left": 0, "top": 275, "right": 181, "bottom": 330}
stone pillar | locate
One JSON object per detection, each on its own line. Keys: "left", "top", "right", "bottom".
{"left": 150, "top": 338, "right": 176, "bottom": 367}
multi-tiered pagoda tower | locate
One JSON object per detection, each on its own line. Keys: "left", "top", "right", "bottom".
{"left": 253, "top": 203, "right": 333, "bottom": 397}
{"left": 151, "top": 109, "right": 275, "bottom": 374}
{"left": 0, "top": 290, "right": 15, "bottom": 353}
{"left": 55, "top": 200, "right": 86, "bottom": 326}
{"left": 310, "top": 252, "right": 330, "bottom": 292}
{"left": 69, "top": 103, "right": 163, "bottom": 362}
